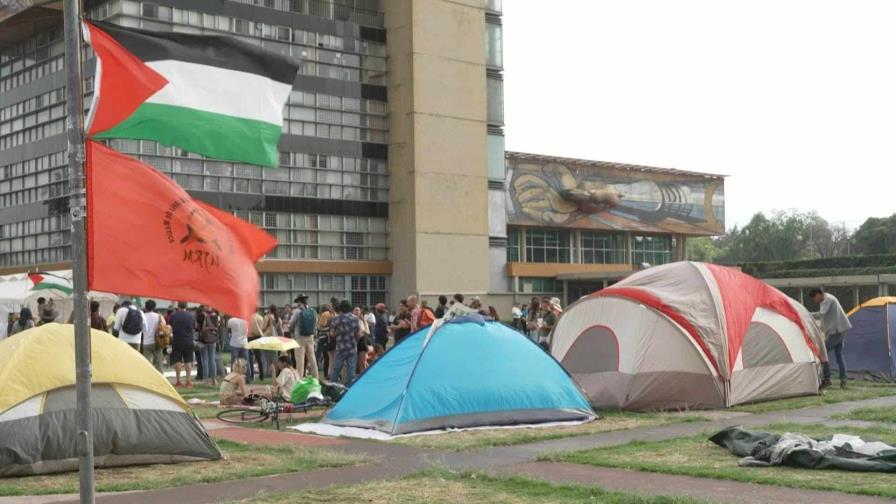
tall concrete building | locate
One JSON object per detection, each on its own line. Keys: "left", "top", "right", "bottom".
{"left": 0, "top": 0, "right": 503, "bottom": 308}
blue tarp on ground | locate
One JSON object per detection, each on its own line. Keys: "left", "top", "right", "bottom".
{"left": 322, "top": 316, "right": 595, "bottom": 435}
{"left": 836, "top": 302, "right": 896, "bottom": 380}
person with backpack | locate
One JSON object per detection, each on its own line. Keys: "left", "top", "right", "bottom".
{"left": 288, "top": 294, "right": 319, "bottom": 378}
{"left": 199, "top": 307, "right": 222, "bottom": 386}
{"left": 114, "top": 300, "right": 146, "bottom": 351}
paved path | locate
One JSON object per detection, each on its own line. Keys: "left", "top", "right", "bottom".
{"left": 8, "top": 394, "right": 896, "bottom": 504}
{"left": 505, "top": 462, "right": 895, "bottom": 504}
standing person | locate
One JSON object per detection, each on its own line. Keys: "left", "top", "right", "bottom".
{"left": 280, "top": 304, "right": 293, "bottom": 338}
{"left": 434, "top": 295, "right": 449, "bottom": 319}
{"left": 354, "top": 306, "right": 373, "bottom": 374}
{"left": 249, "top": 309, "right": 266, "bottom": 380}
{"left": 289, "top": 295, "right": 319, "bottom": 379}
{"left": 390, "top": 304, "right": 412, "bottom": 345}
{"left": 114, "top": 301, "right": 146, "bottom": 351}
{"left": 363, "top": 307, "right": 377, "bottom": 336}
{"left": 170, "top": 302, "right": 196, "bottom": 388}
{"left": 227, "top": 315, "right": 251, "bottom": 382}
{"left": 316, "top": 304, "right": 336, "bottom": 375}
{"left": 194, "top": 306, "right": 205, "bottom": 380}
{"left": 539, "top": 297, "right": 562, "bottom": 351}
{"left": 511, "top": 303, "right": 522, "bottom": 330}
{"left": 106, "top": 303, "right": 120, "bottom": 336}
{"left": 525, "top": 296, "right": 541, "bottom": 343}
{"left": 199, "top": 307, "right": 222, "bottom": 386}
{"left": 259, "top": 305, "right": 280, "bottom": 375}
{"left": 89, "top": 300, "right": 108, "bottom": 332}
{"left": 10, "top": 308, "right": 34, "bottom": 335}
{"left": 407, "top": 295, "right": 421, "bottom": 331}
{"left": 453, "top": 293, "right": 465, "bottom": 306}
{"left": 141, "top": 300, "right": 164, "bottom": 373}
{"left": 38, "top": 298, "right": 59, "bottom": 325}
{"left": 418, "top": 300, "right": 436, "bottom": 328}
{"left": 329, "top": 300, "right": 360, "bottom": 384}
{"left": 810, "top": 288, "right": 853, "bottom": 389}
{"left": 373, "top": 303, "right": 389, "bottom": 351}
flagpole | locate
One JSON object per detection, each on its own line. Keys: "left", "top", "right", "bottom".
{"left": 62, "top": 0, "right": 95, "bottom": 502}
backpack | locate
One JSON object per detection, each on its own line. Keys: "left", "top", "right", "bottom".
{"left": 121, "top": 307, "right": 143, "bottom": 335}
{"left": 299, "top": 307, "right": 317, "bottom": 336}
{"left": 200, "top": 312, "right": 220, "bottom": 344}
{"left": 419, "top": 308, "right": 436, "bottom": 328}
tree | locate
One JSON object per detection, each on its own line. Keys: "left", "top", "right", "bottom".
{"left": 715, "top": 210, "right": 846, "bottom": 263}
{"left": 686, "top": 236, "right": 721, "bottom": 262}
{"left": 853, "top": 215, "right": 896, "bottom": 255}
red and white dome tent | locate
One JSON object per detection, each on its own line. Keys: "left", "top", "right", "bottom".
{"left": 551, "top": 262, "right": 828, "bottom": 411}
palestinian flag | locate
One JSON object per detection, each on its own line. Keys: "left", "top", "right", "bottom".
{"left": 28, "top": 273, "right": 73, "bottom": 295}
{"left": 82, "top": 21, "right": 299, "bottom": 167}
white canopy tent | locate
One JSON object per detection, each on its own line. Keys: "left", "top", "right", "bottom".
{"left": 0, "top": 270, "right": 118, "bottom": 341}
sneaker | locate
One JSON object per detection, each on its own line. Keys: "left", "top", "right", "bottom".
{"left": 820, "top": 379, "right": 833, "bottom": 390}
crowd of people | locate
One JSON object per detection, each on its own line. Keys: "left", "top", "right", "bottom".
{"left": 4, "top": 292, "right": 566, "bottom": 404}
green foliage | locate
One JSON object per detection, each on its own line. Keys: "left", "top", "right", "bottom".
{"left": 686, "top": 237, "right": 720, "bottom": 262}
{"left": 740, "top": 254, "right": 896, "bottom": 278}
{"left": 716, "top": 211, "right": 851, "bottom": 264}
{"left": 853, "top": 214, "right": 896, "bottom": 255}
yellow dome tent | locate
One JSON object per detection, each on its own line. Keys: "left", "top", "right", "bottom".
{"left": 0, "top": 324, "right": 220, "bottom": 476}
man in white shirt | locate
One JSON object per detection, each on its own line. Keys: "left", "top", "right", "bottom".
{"left": 810, "top": 288, "right": 853, "bottom": 389}
{"left": 227, "top": 316, "right": 251, "bottom": 382}
{"left": 141, "top": 300, "right": 164, "bottom": 372}
{"left": 114, "top": 300, "right": 146, "bottom": 351}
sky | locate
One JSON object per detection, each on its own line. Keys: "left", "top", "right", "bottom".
{"left": 502, "top": 0, "right": 896, "bottom": 230}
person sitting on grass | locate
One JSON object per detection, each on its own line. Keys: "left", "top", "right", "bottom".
{"left": 267, "top": 355, "right": 299, "bottom": 402}
{"left": 219, "top": 358, "right": 250, "bottom": 406}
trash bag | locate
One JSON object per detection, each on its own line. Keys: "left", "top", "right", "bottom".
{"left": 320, "top": 379, "right": 347, "bottom": 403}
{"left": 291, "top": 376, "right": 323, "bottom": 404}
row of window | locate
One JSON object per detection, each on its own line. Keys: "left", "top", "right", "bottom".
{"left": 0, "top": 88, "right": 65, "bottom": 124}
{"left": 0, "top": 246, "right": 71, "bottom": 268}
{"left": 287, "top": 91, "right": 386, "bottom": 116}
{"left": 285, "top": 106, "right": 386, "bottom": 130}
{"left": 506, "top": 228, "right": 674, "bottom": 266}
{"left": 259, "top": 274, "right": 388, "bottom": 309}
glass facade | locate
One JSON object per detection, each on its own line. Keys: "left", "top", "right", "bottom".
{"left": 0, "top": 0, "right": 390, "bottom": 306}
{"left": 581, "top": 231, "right": 626, "bottom": 264}
{"left": 631, "top": 235, "right": 673, "bottom": 266}
{"left": 525, "top": 229, "right": 571, "bottom": 264}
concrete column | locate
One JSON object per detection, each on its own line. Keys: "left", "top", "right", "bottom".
{"left": 384, "top": 0, "right": 490, "bottom": 300}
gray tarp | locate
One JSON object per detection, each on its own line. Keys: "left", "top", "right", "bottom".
{"left": 710, "top": 426, "right": 896, "bottom": 472}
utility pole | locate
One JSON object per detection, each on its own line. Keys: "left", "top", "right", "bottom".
{"left": 62, "top": 0, "right": 95, "bottom": 502}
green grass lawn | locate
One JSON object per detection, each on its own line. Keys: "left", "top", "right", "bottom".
{"left": 229, "top": 470, "right": 707, "bottom": 504}
{"left": 545, "top": 422, "right": 896, "bottom": 499}
{"left": 390, "top": 411, "right": 707, "bottom": 452}
{"left": 834, "top": 405, "right": 896, "bottom": 424}
{"left": 730, "top": 382, "right": 896, "bottom": 414}
{"left": 0, "top": 439, "right": 368, "bottom": 497}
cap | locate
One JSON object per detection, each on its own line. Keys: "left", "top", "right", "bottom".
{"left": 294, "top": 294, "right": 309, "bottom": 303}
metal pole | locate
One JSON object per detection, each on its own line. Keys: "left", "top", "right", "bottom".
{"left": 62, "top": 1, "right": 94, "bottom": 502}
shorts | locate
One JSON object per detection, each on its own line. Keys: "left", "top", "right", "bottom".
{"left": 171, "top": 343, "right": 194, "bottom": 364}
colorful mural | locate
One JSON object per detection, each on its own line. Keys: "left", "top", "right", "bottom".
{"left": 506, "top": 156, "right": 725, "bottom": 235}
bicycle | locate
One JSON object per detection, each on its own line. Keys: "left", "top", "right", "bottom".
{"left": 216, "top": 394, "right": 332, "bottom": 430}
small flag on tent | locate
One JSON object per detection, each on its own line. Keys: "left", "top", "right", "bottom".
{"left": 81, "top": 20, "right": 299, "bottom": 167}
{"left": 85, "top": 141, "right": 276, "bottom": 318}
{"left": 27, "top": 273, "right": 73, "bottom": 295}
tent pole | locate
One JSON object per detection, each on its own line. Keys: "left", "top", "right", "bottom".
{"left": 62, "top": 0, "right": 94, "bottom": 502}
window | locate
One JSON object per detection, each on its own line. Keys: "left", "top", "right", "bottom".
{"left": 232, "top": 18, "right": 250, "bottom": 35}
{"left": 632, "top": 235, "right": 672, "bottom": 266}
{"left": 485, "top": 22, "right": 503, "bottom": 68}
{"left": 507, "top": 227, "right": 520, "bottom": 262}
{"left": 487, "top": 76, "right": 504, "bottom": 125}
{"left": 520, "top": 277, "right": 562, "bottom": 294}
{"left": 525, "top": 229, "right": 569, "bottom": 263}
{"left": 142, "top": 2, "right": 159, "bottom": 18}
{"left": 581, "top": 231, "right": 625, "bottom": 264}
{"left": 487, "top": 134, "right": 505, "bottom": 180}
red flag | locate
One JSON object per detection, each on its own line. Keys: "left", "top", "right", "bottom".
{"left": 86, "top": 141, "right": 276, "bottom": 318}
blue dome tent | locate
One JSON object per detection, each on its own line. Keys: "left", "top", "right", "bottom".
{"left": 310, "top": 315, "right": 594, "bottom": 436}
{"left": 837, "top": 297, "right": 896, "bottom": 381}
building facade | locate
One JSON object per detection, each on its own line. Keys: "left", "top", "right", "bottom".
{"left": 1, "top": 1, "right": 727, "bottom": 313}
{"left": 0, "top": 0, "right": 502, "bottom": 308}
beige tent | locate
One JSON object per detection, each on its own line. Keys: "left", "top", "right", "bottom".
{"left": 552, "top": 262, "right": 827, "bottom": 410}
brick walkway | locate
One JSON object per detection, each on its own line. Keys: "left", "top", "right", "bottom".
{"left": 8, "top": 394, "right": 896, "bottom": 504}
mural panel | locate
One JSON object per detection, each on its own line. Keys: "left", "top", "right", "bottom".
{"left": 506, "top": 158, "right": 724, "bottom": 235}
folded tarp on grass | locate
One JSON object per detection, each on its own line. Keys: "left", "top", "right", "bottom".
{"left": 710, "top": 426, "right": 896, "bottom": 472}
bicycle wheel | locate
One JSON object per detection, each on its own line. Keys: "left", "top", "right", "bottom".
{"left": 216, "top": 408, "right": 270, "bottom": 424}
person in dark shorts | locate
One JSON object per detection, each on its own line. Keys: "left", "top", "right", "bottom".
{"left": 170, "top": 301, "right": 196, "bottom": 388}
